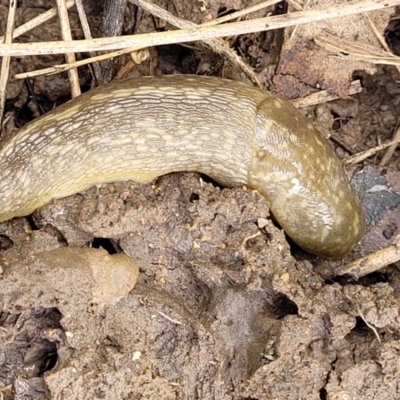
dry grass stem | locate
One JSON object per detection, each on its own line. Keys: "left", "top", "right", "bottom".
{"left": 357, "top": 306, "right": 381, "bottom": 342}
{"left": 286, "top": 0, "right": 306, "bottom": 11}
{"left": 0, "top": 0, "right": 76, "bottom": 44}
{"left": 316, "top": 30, "right": 400, "bottom": 66}
{"left": 74, "top": 0, "right": 103, "bottom": 83}
{"left": 291, "top": 80, "right": 362, "bottom": 108}
{"left": 55, "top": 0, "right": 80, "bottom": 97}
{"left": 201, "top": 0, "right": 280, "bottom": 26}
{"left": 363, "top": 12, "right": 391, "bottom": 52}
{"left": 0, "top": 0, "right": 17, "bottom": 130}
{"left": 15, "top": 48, "right": 149, "bottom": 79}
{"left": 0, "top": 0, "right": 396, "bottom": 56}
{"left": 336, "top": 237, "right": 400, "bottom": 278}
{"left": 343, "top": 137, "right": 400, "bottom": 164}
{"left": 130, "top": 0, "right": 261, "bottom": 86}
{"left": 156, "top": 311, "right": 182, "bottom": 325}
{"left": 380, "top": 124, "right": 400, "bottom": 166}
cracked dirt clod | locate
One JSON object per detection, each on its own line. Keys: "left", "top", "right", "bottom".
{"left": 1, "top": 173, "right": 400, "bottom": 399}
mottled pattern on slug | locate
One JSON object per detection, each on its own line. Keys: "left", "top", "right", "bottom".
{"left": 248, "top": 94, "right": 365, "bottom": 257}
{"left": 0, "top": 75, "right": 365, "bottom": 257}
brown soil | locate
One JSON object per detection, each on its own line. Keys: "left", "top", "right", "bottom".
{"left": 1, "top": 1, "right": 400, "bottom": 399}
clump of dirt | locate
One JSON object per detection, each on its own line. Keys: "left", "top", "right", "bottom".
{"left": 0, "top": 173, "right": 400, "bottom": 399}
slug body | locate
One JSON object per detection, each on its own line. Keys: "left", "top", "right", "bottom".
{"left": 0, "top": 75, "right": 365, "bottom": 257}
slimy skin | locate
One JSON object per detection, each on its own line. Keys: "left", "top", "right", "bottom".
{"left": 0, "top": 75, "right": 365, "bottom": 257}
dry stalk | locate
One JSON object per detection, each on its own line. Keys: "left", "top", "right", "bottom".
{"left": 0, "top": 0, "right": 397, "bottom": 56}
{"left": 380, "top": 124, "right": 400, "bottom": 166}
{"left": 0, "top": 0, "right": 76, "bottom": 44}
{"left": 291, "top": 80, "right": 362, "bottom": 108}
{"left": 315, "top": 30, "right": 400, "bottom": 66}
{"left": 201, "top": 0, "right": 280, "bottom": 26}
{"left": 344, "top": 137, "right": 400, "bottom": 165}
{"left": 130, "top": 0, "right": 270, "bottom": 86}
{"left": 74, "top": 0, "right": 103, "bottom": 83}
{"left": 15, "top": 48, "right": 149, "bottom": 79}
{"left": 336, "top": 237, "right": 400, "bottom": 278}
{"left": 55, "top": 0, "right": 80, "bottom": 97}
{"left": 0, "top": 0, "right": 17, "bottom": 129}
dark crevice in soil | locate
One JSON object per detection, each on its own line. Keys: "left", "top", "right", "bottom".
{"left": 91, "top": 237, "right": 119, "bottom": 254}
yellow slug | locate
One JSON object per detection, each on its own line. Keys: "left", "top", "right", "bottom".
{"left": 0, "top": 75, "right": 365, "bottom": 258}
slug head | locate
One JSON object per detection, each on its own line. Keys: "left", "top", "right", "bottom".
{"left": 248, "top": 96, "right": 366, "bottom": 258}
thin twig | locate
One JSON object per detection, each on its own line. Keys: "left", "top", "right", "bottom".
{"left": 130, "top": 0, "right": 261, "bottom": 86}
{"left": 316, "top": 30, "right": 400, "bottom": 67}
{"left": 74, "top": 0, "right": 103, "bottom": 83}
{"left": 15, "top": 48, "right": 149, "bottom": 79}
{"left": 291, "top": 80, "right": 362, "bottom": 108}
{"left": 0, "top": 0, "right": 396, "bottom": 56}
{"left": 286, "top": 0, "right": 307, "bottom": 41}
{"left": 156, "top": 311, "right": 182, "bottom": 325}
{"left": 240, "top": 232, "right": 261, "bottom": 248}
{"left": 357, "top": 306, "right": 381, "bottom": 343}
{"left": 0, "top": 0, "right": 76, "bottom": 44}
{"left": 330, "top": 134, "right": 357, "bottom": 155}
{"left": 379, "top": 122, "right": 400, "bottom": 166}
{"left": 343, "top": 137, "right": 400, "bottom": 164}
{"left": 0, "top": 0, "right": 17, "bottom": 131}
{"left": 55, "top": 0, "right": 80, "bottom": 97}
{"left": 286, "top": 0, "right": 306, "bottom": 12}
{"left": 201, "top": 0, "right": 280, "bottom": 26}
{"left": 363, "top": 13, "right": 391, "bottom": 52}
{"left": 336, "top": 237, "right": 400, "bottom": 278}
{"left": 363, "top": 0, "right": 400, "bottom": 164}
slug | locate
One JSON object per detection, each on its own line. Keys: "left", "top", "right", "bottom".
{"left": 0, "top": 75, "right": 365, "bottom": 258}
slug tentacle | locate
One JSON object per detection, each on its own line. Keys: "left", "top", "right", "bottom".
{"left": 0, "top": 75, "right": 365, "bottom": 257}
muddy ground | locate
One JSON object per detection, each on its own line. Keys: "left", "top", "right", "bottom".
{"left": 1, "top": 1, "right": 400, "bottom": 399}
